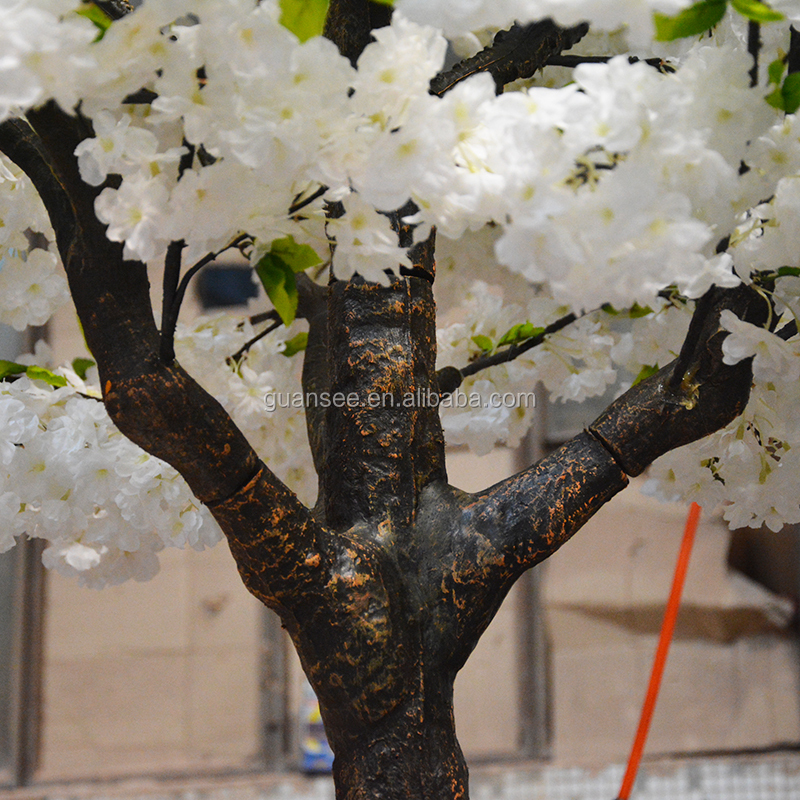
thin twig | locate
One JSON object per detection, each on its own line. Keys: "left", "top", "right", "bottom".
{"left": 748, "top": 21, "right": 761, "bottom": 88}
{"left": 460, "top": 312, "right": 578, "bottom": 377}
{"left": 547, "top": 55, "right": 675, "bottom": 73}
{"left": 227, "top": 319, "right": 282, "bottom": 366}
{"left": 289, "top": 185, "right": 328, "bottom": 216}
{"left": 430, "top": 20, "right": 589, "bottom": 96}
{"left": 438, "top": 311, "right": 579, "bottom": 397}
{"left": 240, "top": 310, "right": 281, "bottom": 328}
{"left": 160, "top": 234, "right": 250, "bottom": 362}
{"left": 160, "top": 240, "right": 185, "bottom": 363}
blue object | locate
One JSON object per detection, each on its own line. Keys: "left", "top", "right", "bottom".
{"left": 197, "top": 265, "right": 258, "bottom": 308}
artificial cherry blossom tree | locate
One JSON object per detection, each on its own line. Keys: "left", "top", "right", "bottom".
{"left": 2, "top": 0, "right": 800, "bottom": 797}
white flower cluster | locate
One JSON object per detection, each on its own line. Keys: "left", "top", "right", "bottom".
{"left": 645, "top": 277, "right": 800, "bottom": 531}
{"left": 0, "top": 313, "right": 315, "bottom": 587}
{"left": 2, "top": 2, "right": 781, "bottom": 307}
{"left": 436, "top": 275, "right": 695, "bottom": 455}
{"left": 0, "top": 156, "right": 69, "bottom": 330}
{"left": 174, "top": 312, "right": 316, "bottom": 505}
{"left": 0, "top": 372, "right": 221, "bottom": 587}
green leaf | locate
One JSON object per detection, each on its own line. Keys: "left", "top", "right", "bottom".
{"left": 602, "top": 302, "right": 652, "bottom": 318}
{"left": 255, "top": 256, "right": 299, "bottom": 326}
{"left": 768, "top": 57, "right": 786, "bottom": 85}
{"left": 71, "top": 357, "right": 96, "bottom": 380}
{"left": 279, "top": 0, "right": 329, "bottom": 42}
{"left": 497, "top": 323, "right": 524, "bottom": 348}
{"left": 268, "top": 235, "right": 322, "bottom": 273}
{"left": 628, "top": 302, "right": 655, "bottom": 319}
{"left": 766, "top": 85, "right": 785, "bottom": 109}
{"left": 254, "top": 236, "right": 321, "bottom": 326}
{"left": 632, "top": 364, "right": 659, "bottom": 386}
{"left": 654, "top": 0, "right": 727, "bottom": 41}
{"left": 471, "top": 334, "right": 494, "bottom": 353}
{"left": 282, "top": 332, "right": 309, "bottom": 357}
{"left": 766, "top": 72, "right": 800, "bottom": 113}
{"left": 0, "top": 360, "right": 27, "bottom": 381}
{"left": 497, "top": 321, "right": 544, "bottom": 347}
{"left": 777, "top": 266, "right": 800, "bottom": 277}
{"left": 26, "top": 366, "right": 67, "bottom": 388}
{"left": 780, "top": 72, "right": 800, "bottom": 113}
{"left": 76, "top": 3, "right": 113, "bottom": 40}
{"left": 730, "top": 0, "right": 783, "bottom": 22}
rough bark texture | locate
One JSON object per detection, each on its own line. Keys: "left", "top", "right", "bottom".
{"left": 430, "top": 19, "right": 590, "bottom": 96}
{"left": 0, "top": 11, "right": 771, "bottom": 798}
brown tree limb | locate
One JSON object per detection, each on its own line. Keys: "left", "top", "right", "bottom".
{"left": 456, "top": 283, "right": 768, "bottom": 626}
{"left": 323, "top": 0, "right": 393, "bottom": 65}
{"left": 430, "top": 19, "right": 590, "bottom": 97}
{"left": 95, "top": 0, "right": 133, "bottom": 21}
{"left": 160, "top": 240, "right": 185, "bottom": 364}
{"left": 590, "top": 284, "right": 769, "bottom": 477}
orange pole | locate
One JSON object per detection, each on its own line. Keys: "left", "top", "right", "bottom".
{"left": 616, "top": 502, "right": 702, "bottom": 800}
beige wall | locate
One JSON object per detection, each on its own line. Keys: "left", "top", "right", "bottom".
{"left": 448, "top": 447, "right": 526, "bottom": 761}
{"left": 544, "top": 479, "right": 800, "bottom": 765}
{"left": 38, "top": 543, "right": 263, "bottom": 780}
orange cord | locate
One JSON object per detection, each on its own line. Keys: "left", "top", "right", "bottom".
{"left": 616, "top": 502, "right": 702, "bottom": 800}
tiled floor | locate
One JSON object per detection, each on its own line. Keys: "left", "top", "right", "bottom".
{"left": 11, "top": 753, "right": 800, "bottom": 800}
{"left": 469, "top": 754, "right": 800, "bottom": 800}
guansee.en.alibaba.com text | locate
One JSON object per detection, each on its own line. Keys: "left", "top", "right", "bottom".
{"left": 264, "top": 389, "right": 536, "bottom": 413}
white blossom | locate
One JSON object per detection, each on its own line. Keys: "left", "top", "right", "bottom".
{"left": 720, "top": 309, "right": 800, "bottom": 384}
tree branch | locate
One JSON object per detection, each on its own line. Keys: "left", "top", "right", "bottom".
{"left": 159, "top": 233, "right": 250, "bottom": 363}
{"left": 436, "top": 310, "right": 578, "bottom": 397}
{"left": 95, "top": 0, "right": 133, "bottom": 21}
{"left": 430, "top": 19, "right": 590, "bottom": 97}
{"left": 227, "top": 318, "right": 282, "bottom": 365}
{"left": 462, "top": 312, "right": 578, "bottom": 377}
{"left": 589, "top": 284, "right": 770, "bottom": 477}
{"left": 2, "top": 102, "right": 335, "bottom": 615}
{"left": 160, "top": 240, "right": 185, "bottom": 364}
{"left": 289, "top": 184, "right": 328, "bottom": 216}
{"left": 6, "top": 104, "right": 308, "bottom": 520}
{"left": 456, "top": 283, "right": 769, "bottom": 619}
{"left": 547, "top": 54, "right": 675, "bottom": 73}
{"left": 323, "top": 0, "right": 392, "bottom": 65}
